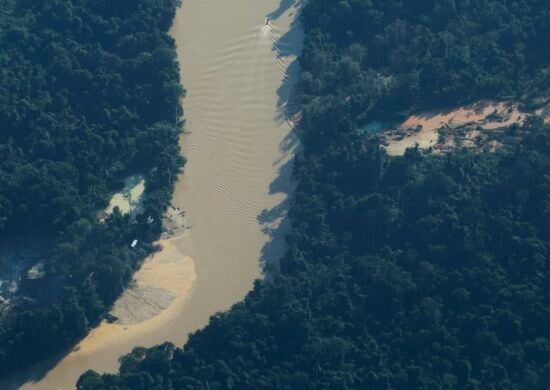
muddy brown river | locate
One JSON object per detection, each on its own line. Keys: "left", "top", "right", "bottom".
{"left": 9, "top": 1, "right": 302, "bottom": 388}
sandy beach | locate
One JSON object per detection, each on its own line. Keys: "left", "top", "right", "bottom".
{"left": 11, "top": 1, "right": 302, "bottom": 388}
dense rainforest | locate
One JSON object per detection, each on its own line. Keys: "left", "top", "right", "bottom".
{"left": 63, "top": 0, "right": 547, "bottom": 388}
{"left": 80, "top": 0, "right": 550, "bottom": 389}
{"left": 0, "top": 0, "right": 183, "bottom": 375}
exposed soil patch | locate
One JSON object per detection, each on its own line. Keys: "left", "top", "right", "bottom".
{"left": 0, "top": 237, "right": 51, "bottom": 315}
{"left": 100, "top": 174, "right": 145, "bottom": 222}
{"left": 373, "top": 100, "right": 548, "bottom": 156}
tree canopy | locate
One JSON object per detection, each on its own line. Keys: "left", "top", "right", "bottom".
{"left": 65, "top": 0, "right": 550, "bottom": 388}
{"left": 0, "top": 0, "right": 183, "bottom": 375}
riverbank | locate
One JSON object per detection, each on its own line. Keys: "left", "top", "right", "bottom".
{"left": 11, "top": 1, "right": 302, "bottom": 388}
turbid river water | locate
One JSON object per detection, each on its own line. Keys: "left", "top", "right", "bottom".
{"left": 8, "top": 0, "right": 302, "bottom": 388}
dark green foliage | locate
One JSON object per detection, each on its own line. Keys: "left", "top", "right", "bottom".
{"left": 0, "top": 0, "right": 183, "bottom": 375}
{"left": 300, "top": 0, "right": 549, "bottom": 118}
{"left": 84, "top": 123, "right": 550, "bottom": 390}
{"left": 80, "top": 0, "right": 550, "bottom": 389}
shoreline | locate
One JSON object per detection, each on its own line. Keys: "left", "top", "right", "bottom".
{"left": 10, "top": 1, "right": 302, "bottom": 388}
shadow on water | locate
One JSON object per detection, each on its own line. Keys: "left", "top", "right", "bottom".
{"left": 4, "top": 1, "right": 305, "bottom": 387}
{"left": 1, "top": 343, "right": 80, "bottom": 389}
{"left": 258, "top": 0, "right": 304, "bottom": 274}
{"left": 267, "top": 0, "right": 298, "bottom": 21}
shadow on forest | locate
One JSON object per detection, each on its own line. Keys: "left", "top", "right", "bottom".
{"left": 4, "top": 1, "right": 306, "bottom": 387}
{"left": 0, "top": 233, "right": 73, "bottom": 389}
{"left": 258, "top": 0, "right": 304, "bottom": 274}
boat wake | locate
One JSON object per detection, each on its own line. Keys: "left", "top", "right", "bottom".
{"left": 13, "top": 1, "right": 304, "bottom": 389}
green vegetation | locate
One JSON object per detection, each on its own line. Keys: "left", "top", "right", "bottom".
{"left": 75, "top": 0, "right": 550, "bottom": 388}
{"left": 300, "top": 0, "right": 549, "bottom": 121}
{"left": 0, "top": 0, "right": 183, "bottom": 375}
{"left": 82, "top": 124, "right": 550, "bottom": 389}
{"left": 10, "top": 0, "right": 540, "bottom": 390}
{"left": 85, "top": 0, "right": 550, "bottom": 388}
{"left": 78, "top": 0, "right": 550, "bottom": 390}
{"left": 79, "top": 0, "right": 550, "bottom": 388}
